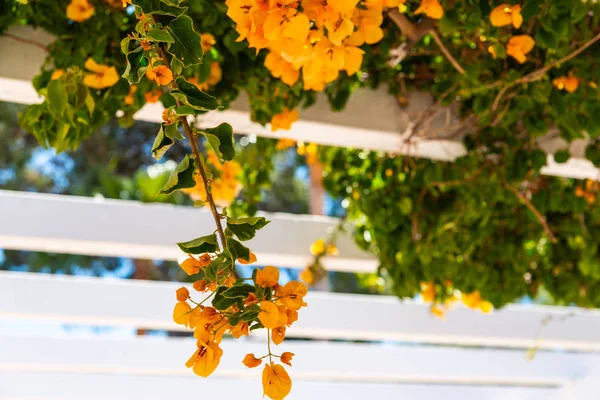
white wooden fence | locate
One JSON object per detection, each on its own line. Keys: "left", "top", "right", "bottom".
{"left": 1, "top": 271, "right": 600, "bottom": 399}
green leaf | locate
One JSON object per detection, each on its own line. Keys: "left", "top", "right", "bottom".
{"left": 165, "top": 15, "right": 203, "bottom": 67}
{"left": 221, "top": 284, "right": 255, "bottom": 299}
{"left": 177, "top": 233, "right": 219, "bottom": 254}
{"left": 213, "top": 286, "right": 239, "bottom": 311}
{"left": 571, "top": 1, "right": 588, "bottom": 22}
{"left": 47, "top": 79, "right": 67, "bottom": 115}
{"left": 554, "top": 150, "right": 570, "bottom": 163}
{"left": 120, "top": 36, "right": 133, "bottom": 55}
{"left": 122, "top": 47, "right": 149, "bottom": 84}
{"left": 202, "top": 123, "right": 235, "bottom": 163}
{"left": 400, "top": 198, "right": 413, "bottom": 215}
{"left": 175, "top": 105, "right": 195, "bottom": 116}
{"left": 164, "top": 122, "right": 184, "bottom": 140}
{"left": 521, "top": 0, "right": 539, "bottom": 20}
{"left": 132, "top": 0, "right": 187, "bottom": 15}
{"left": 226, "top": 216, "right": 270, "bottom": 241}
{"left": 240, "top": 310, "right": 259, "bottom": 322}
{"left": 172, "top": 76, "right": 220, "bottom": 110}
{"left": 226, "top": 237, "right": 251, "bottom": 261}
{"left": 151, "top": 126, "right": 174, "bottom": 160}
{"left": 159, "top": 155, "right": 196, "bottom": 194}
{"left": 146, "top": 29, "right": 174, "bottom": 43}
{"left": 536, "top": 28, "right": 558, "bottom": 49}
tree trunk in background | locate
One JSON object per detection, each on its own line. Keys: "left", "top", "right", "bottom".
{"left": 133, "top": 259, "right": 155, "bottom": 336}
{"left": 309, "top": 161, "right": 325, "bottom": 216}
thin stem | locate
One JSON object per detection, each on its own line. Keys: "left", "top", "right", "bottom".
{"left": 429, "top": 29, "right": 466, "bottom": 75}
{"left": 2, "top": 33, "right": 49, "bottom": 52}
{"left": 267, "top": 329, "right": 273, "bottom": 364}
{"left": 152, "top": 25, "right": 228, "bottom": 250}
{"left": 503, "top": 182, "right": 557, "bottom": 243}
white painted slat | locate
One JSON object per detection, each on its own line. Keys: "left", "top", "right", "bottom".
{"left": 0, "top": 189, "right": 376, "bottom": 272}
{"left": 0, "top": 335, "right": 589, "bottom": 386}
{"left": 1, "top": 271, "right": 600, "bottom": 351}
{"left": 0, "top": 372, "right": 559, "bottom": 400}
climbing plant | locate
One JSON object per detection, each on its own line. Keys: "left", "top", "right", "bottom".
{"left": 3, "top": 0, "right": 600, "bottom": 371}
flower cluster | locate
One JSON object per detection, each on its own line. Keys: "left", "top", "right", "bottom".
{"left": 553, "top": 73, "right": 580, "bottom": 93}
{"left": 175, "top": 257, "right": 307, "bottom": 399}
{"left": 487, "top": 3, "right": 535, "bottom": 64}
{"left": 183, "top": 152, "right": 243, "bottom": 208}
{"left": 225, "top": 0, "right": 405, "bottom": 93}
{"left": 575, "top": 179, "right": 598, "bottom": 205}
{"left": 420, "top": 281, "right": 493, "bottom": 318}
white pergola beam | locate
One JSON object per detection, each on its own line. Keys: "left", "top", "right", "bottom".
{"left": 1, "top": 26, "right": 598, "bottom": 177}
{"left": 2, "top": 271, "right": 600, "bottom": 351}
{"left": 0, "top": 335, "right": 587, "bottom": 386}
{"left": 0, "top": 189, "right": 376, "bottom": 272}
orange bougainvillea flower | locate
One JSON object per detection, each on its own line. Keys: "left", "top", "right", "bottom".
{"left": 299, "top": 268, "right": 315, "bottom": 285}
{"left": 140, "top": 40, "right": 153, "bottom": 51}
{"left": 186, "top": 340, "right": 223, "bottom": 377}
{"left": 278, "top": 281, "right": 308, "bottom": 311}
{"left": 328, "top": 0, "right": 360, "bottom": 13}
{"left": 272, "top": 326, "right": 286, "bottom": 345}
{"left": 553, "top": 74, "right": 580, "bottom": 93}
{"left": 178, "top": 255, "right": 203, "bottom": 275}
{"left": 237, "top": 251, "right": 257, "bottom": 264}
{"left": 309, "top": 239, "right": 326, "bottom": 256}
{"left": 506, "top": 35, "right": 535, "bottom": 64}
{"left": 414, "top": 0, "right": 444, "bottom": 19}
{"left": 271, "top": 108, "right": 299, "bottom": 131}
{"left": 255, "top": 266, "right": 280, "bottom": 287}
{"left": 490, "top": 4, "right": 523, "bottom": 29}
{"left": 200, "top": 33, "right": 216, "bottom": 53}
{"left": 230, "top": 322, "right": 250, "bottom": 338}
{"left": 193, "top": 279, "right": 208, "bottom": 292}
{"left": 245, "top": 292, "right": 259, "bottom": 306}
{"left": 259, "top": 301, "right": 284, "bottom": 329}
{"left": 420, "top": 281, "right": 436, "bottom": 303}
{"left": 66, "top": 0, "right": 95, "bottom": 22}
{"left": 144, "top": 89, "right": 162, "bottom": 103}
{"left": 124, "top": 85, "right": 137, "bottom": 105}
{"left": 280, "top": 352, "right": 294, "bottom": 367}
{"left": 285, "top": 309, "right": 298, "bottom": 326}
{"left": 262, "top": 363, "right": 292, "bottom": 400}
{"left": 296, "top": 142, "right": 318, "bottom": 165}
{"left": 51, "top": 69, "right": 64, "bottom": 80}
{"left": 430, "top": 304, "right": 445, "bottom": 318}
{"left": 83, "top": 58, "right": 119, "bottom": 89}
{"left": 275, "top": 138, "right": 296, "bottom": 150}
{"left": 479, "top": 301, "right": 494, "bottom": 314}
{"left": 243, "top": 353, "right": 263, "bottom": 368}
{"left": 176, "top": 287, "right": 190, "bottom": 302}
{"left": 150, "top": 65, "right": 173, "bottom": 86}
{"left": 173, "top": 301, "right": 193, "bottom": 326}
{"left": 488, "top": 45, "right": 498, "bottom": 59}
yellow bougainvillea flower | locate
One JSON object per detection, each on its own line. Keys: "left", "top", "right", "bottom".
{"left": 462, "top": 291, "right": 483, "bottom": 308}
{"left": 299, "top": 267, "right": 315, "bottom": 285}
{"left": 276, "top": 138, "right": 296, "bottom": 150}
{"left": 490, "top": 4, "right": 523, "bottom": 29}
{"left": 420, "top": 281, "right": 436, "bottom": 303}
{"left": 479, "top": 301, "right": 494, "bottom": 313}
{"left": 297, "top": 142, "right": 318, "bottom": 165}
{"left": 310, "top": 239, "right": 326, "bottom": 256}
{"left": 351, "top": 8, "right": 384, "bottom": 45}
{"left": 51, "top": 69, "right": 64, "bottom": 80}
{"left": 506, "top": 35, "right": 535, "bottom": 64}
{"left": 286, "top": 309, "right": 298, "bottom": 326}
{"left": 328, "top": 0, "right": 360, "bottom": 13}
{"left": 430, "top": 304, "right": 445, "bottom": 318}
{"left": 230, "top": 321, "right": 250, "bottom": 338}
{"left": 324, "top": 15, "right": 354, "bottom": 46}
{"left": 263, "top": 363, "right": 292, "bottom": 400}
{"left": 83, "top": 58, "right": 119, "bottom": 89}
{"left": 186, "top": 340, "right": 223, "bottom": 377}
{"left": 365, "top": 0, "right": 404, "bottom": 9}
{"left": 243, "top": 353, "right": 262, "bottom": 368}
{"left": 553, "top": 74, "right": 580, "bottom": 93}
{"left": 173, "top": 301, "right": 193, "bottom": 326}
{"left": 272, "top": 326, "right": 286, "bottom": 345}
{"left": 488, "top": 45, "right": 498, "bottom": 59}
{"left": 245, "top": 292, "right": 259, "bottom": 306}
{"left": 150, "top": 65, "right": 173, "bottom": 86}
{"left": 178, "top": 255, "right": 204, "bottom": 275}
{"left": 124, "top": 85, "right": 137, "bottom": 105}
{"left": 278, "top": 281, "right": 308, "bottom": 311}
{"left": 237, "top": 251, "right": 257, "bottom": 264}
{"left": 144, "top": 89, "right": 162, "bottom": 103}
{"left": 176, "top": 287, "right": 190, "bottom": 302}
{"left": 264, "top": 9, "right": 310, "bottom": 43}
{"left": 271, "top": 108, "right": 299, "bottom": 131}
{"left": 280, "top": 352, "right": 294, "bottom": 366}
{"left": 344, "top": 46, "right": 365, "bottom": 76}
{"left": 414, "top": 0, "right": 444, "bottom": 19}
{"left": 264, "top": 52, "right": 300, "bottom": 86}
{"left": 200, "top": 33, "right": 216, "bottom": 53}
{"left": 259, "top": 301, "right": 284, "bottom": 329}
{"left": 256, "top": 266, "right": 280, "bottom": 287}
{"left": 66, "top": 0, "right": 95, "bottom": 22}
